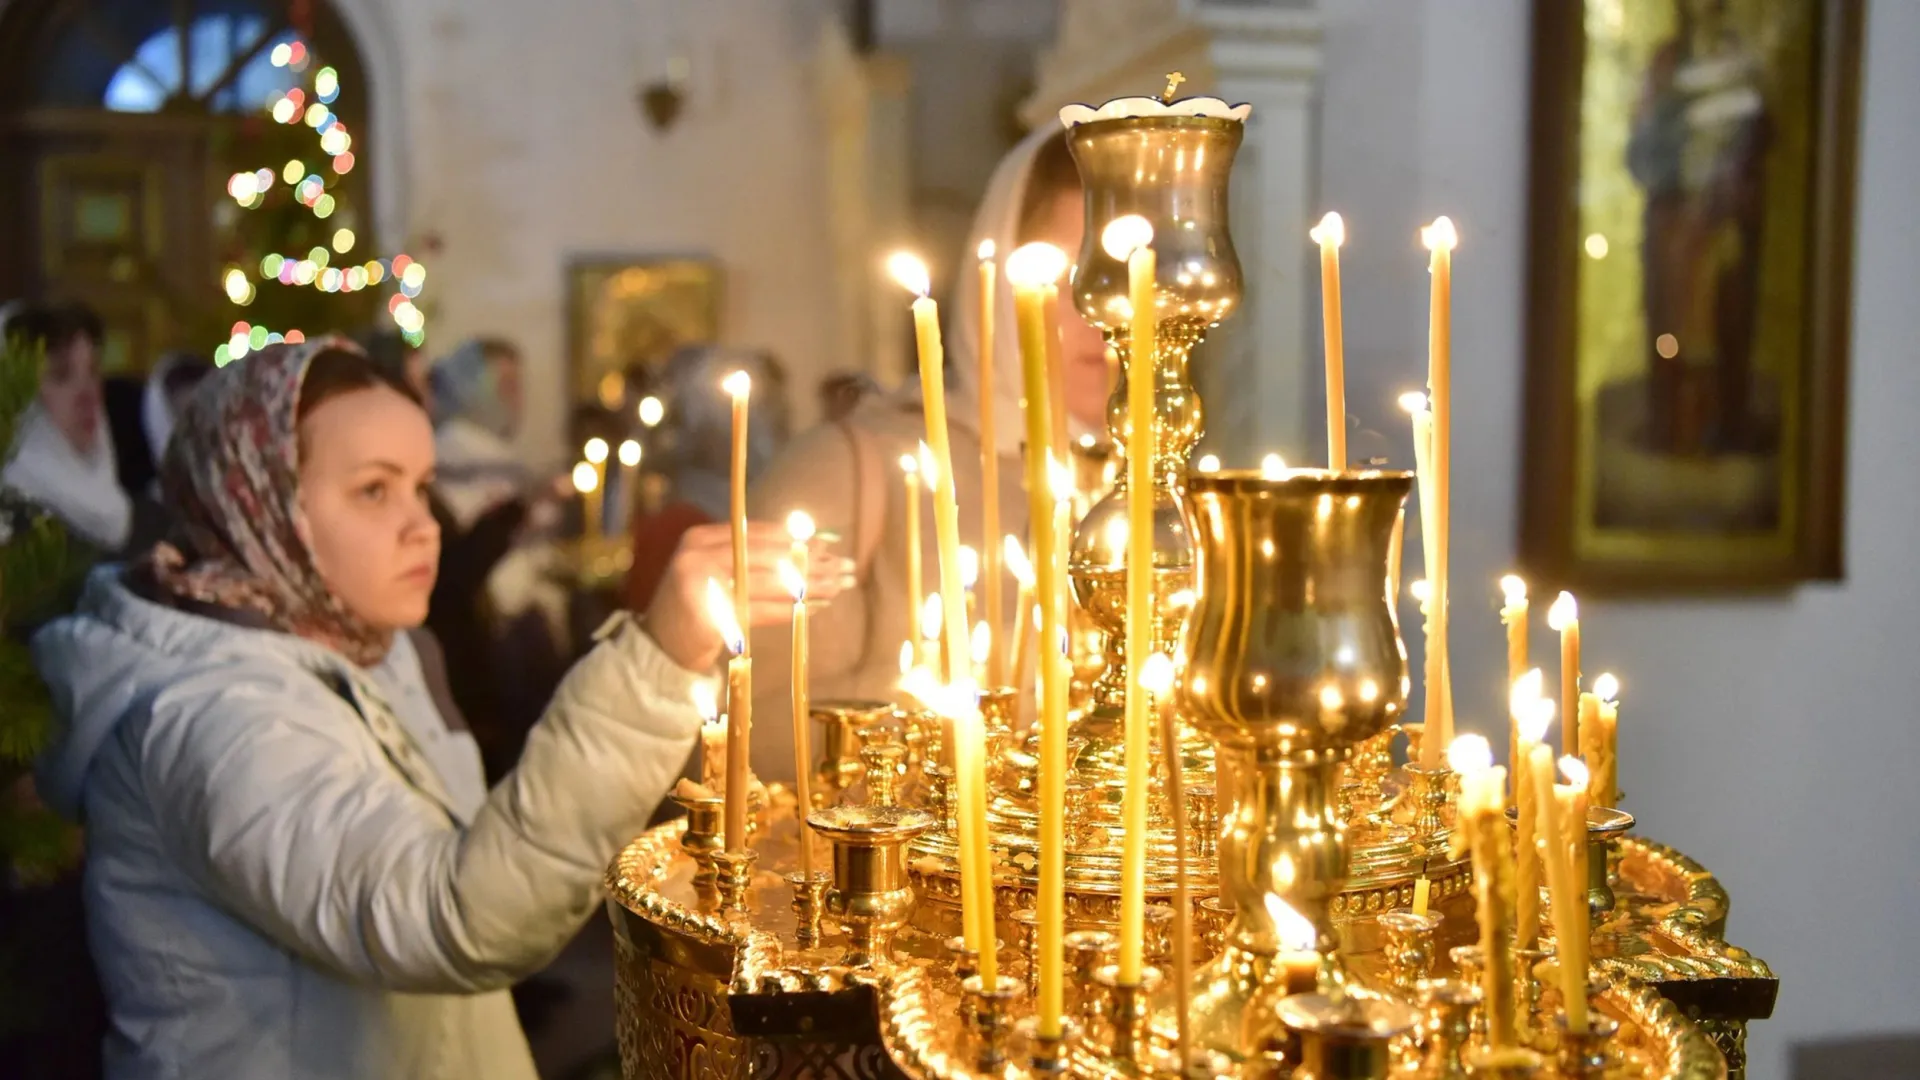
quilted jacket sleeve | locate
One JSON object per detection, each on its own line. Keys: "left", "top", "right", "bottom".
{"left": 141, "top": 615, "right": 699, "bottom": 994}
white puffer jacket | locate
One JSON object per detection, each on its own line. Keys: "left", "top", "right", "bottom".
{"left": 32, "top": 568, "right": 700, "bottom": 1080}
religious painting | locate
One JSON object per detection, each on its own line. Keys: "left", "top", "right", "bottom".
{"left": 1521, "top": 0, "right": 1859, "bottom": 590}
{"left": 566, "top": 257, "right": 720, "bottom": 408}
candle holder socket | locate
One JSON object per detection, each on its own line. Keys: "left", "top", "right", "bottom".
{"left": 1379, "top": 910, "right": 1443, "bottom": 990}
{"left": 1513, "top": 946, "right": 1553, "bottom": 1044}
{"left": 1553, "top": 1014, "right": 1620, "bottom": 1080}
{"left": 979, "top": 685, "right": 1019, "bottom": 760}
{"left": 962, "top": 973, "right": 1022, "bottom": 1074}
{"left": 1405, "top": 764, "right": 1454, "bottom": 858}
{"left": 784, "top": 869, "right": 831, "bottom": 949}
{"left": 1415, "top": 978, "right": 1479, "bottom": 1079}
{"left": 1275, "top": 993, "right": 1419, "bottom": 1080}
{"left": 670, "top": 788, "right": 725, "bottom": 893}
{"left": 1450, "top": 945, "right": 1488, "bottom": 1041}
{"left": 1464, "top": 1047, "right": 1547, "bottom": 1078}
{"left": 1583, "top": 807, "right": 1635, "bottom": 922}
{"left": 860, "top": 740, "right": 908, "bottom": 807}
{"left": 1090, "top": 964, "right": 1163, "bottom": 1070}
{"left": 945, "top": 934, "right": 981, "bottom": 984}
{"left": 1185, "top": 783, "right": 1218, "bottom": 862}
{"left": 812, "top": 700, "right": 893, "bottom": 808}
{"left": 712, "top": 848, "right": 758, "bottom": 914}
{"left": 1195, "top": 896, "right": 1232, "bottom": 962}
{"left": 809, "top": 804, "right": 933, "bottom": 969}
{"left": 1065, "top": 930, "right": 1118, "bottom": 1026}
{"left": 1018, "top": 1016, "right": 1076, "bottom": 1076}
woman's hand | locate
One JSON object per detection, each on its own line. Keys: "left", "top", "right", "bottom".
{"left": 643, "top": 521, "right": 855, "bottom": 671}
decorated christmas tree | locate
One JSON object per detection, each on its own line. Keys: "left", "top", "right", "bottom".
{"left": 213, "top": 39, "right": 429, "bottom": 363}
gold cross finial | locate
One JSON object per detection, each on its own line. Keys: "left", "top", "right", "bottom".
{"left": 1162, "top": 72, "right": 1187, "bottom": 103}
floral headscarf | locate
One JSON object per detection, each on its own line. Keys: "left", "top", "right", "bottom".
{"left": 147, "top": 337, "right": 395, "bottom": 666}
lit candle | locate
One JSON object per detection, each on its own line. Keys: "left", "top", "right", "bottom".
{"left": 693, "top": 679, "right": 725, "bottom": 790}
{"left": 586, "top": 437, "right": 611, "bottom": 539}
{"left": 1548, "top": 591, "right": 1581, "bottom": 757}
{"left": 1004, "top": 535, "right": 1036, "bottom": 695}
{"left": 1267, "top": 896, "right": 1321, "bottom": 996}
{"left": 970, "top": 620, "right": 991, "bottom": 685}
{"left": 785, "top": 510, "right": 817, "bottom": 878}
{"left": 1450, "top": 734, "right": 1517, "bottom": 1050}
{"left": 571, "top": 461, "right": 601, "bottom": 544}
{"left": 959, "top": 544, "right": 981, "bottom": 625}
{"left": 1532, "top": 748, "right": 1588, "bottom": 1033}
{"left": 891, "top": 253, "right": 970, "bottom": 695}
{"left": 1007, "top": 239, "right": 1071, "bottom": 1033}
{"left": 920, "top": 592, "right": 945, "bottom": 681}
{"left": 1510, "top": 670, "right": 1554, "bottom": 952}
{"left": 1042, "top": 284, "right": 1069, "bottom": 459}
{"left": 900, "top": 454, "right": 923, "bottom": 661}
{"left": 1585, "top": 673, "right": 1620, "bottom": 808}
{"left": 1310, "top": 212, "right": 1347, "bottom": 469}
{"left": 1422, "top": 217, "right": 1458, "bottom": 762}
{"left": 1140, "top": 652, "right": 1190, "bottom": 1062}
{"left": 1500, "top": 574, "right": 1530, "bottom": 699}
{"left": 935, "top": 680, "right": 997, "bottom": 987}
{"left": 1104, "top": 214, "right": 1157, "bottom": 986}
{"left": 1559, "top": 755, "right": 1592, "bottom": 1027}
{"left": 722, "top": 372, "right": 753, "bottom": 645}
{"left": 706, "top": 579, "right": 753, "bottom": 852}
{"left": 977, "top": 241, "right": 1007, "bottom": 688}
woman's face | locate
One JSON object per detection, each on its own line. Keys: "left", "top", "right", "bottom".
{"left": 41, "top": 335, "right": 103, "bottom": 457}
{"left": 1027, "top": 187, "right": 1112, "bottom": 430}
{"left": 297, "top": 384, "right": 442, "bottom": 631}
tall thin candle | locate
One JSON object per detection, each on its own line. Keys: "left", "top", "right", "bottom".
{"left": 1421, "top": 217, "right": 1458, "bottom": 753}
{"left": 1585, "top": 673, "right": 1620, "bottom": 807}
{"left": 1532, "top": 747, "right": 1588, "bottom": 1033}
{"left": 889, "top": 254, "right": 970, "bottom": 694}
{"left": 1403, "top": 392, "right": 1442, "bottom": 769}
{"left": 783, "top": 511, "right": 817, "bottom": 878}
{"left": 722, "top": 373, "right": 753, "bottom": 648}
{"left": 1501, "top": 574, "right": 1530, "bottom": 771}
{"left": 1548, "top": 592, "right": 1581, "bottom": 757}
{"left": 977, "top": 241, "right": 1007, "bottom": 687}
{"left": 1008, "top": 239, "right": 1071, "bottom": 1035}
{"left": 1141, "top": 652, "right": 1191, "bottom": 1066}
{"left": 1511, "top": 670, "right": 1553, "bottom": 952}
{"left": 900, "top": 454, "right": 923, "bottom": 660}
{"left": 1450, "top": 736, "right": 1516, "bottom": 1050}
{"left": 706, "top": 579, "right": 752, "bottom": 852}
{"left": 1105, "top": 214, "right": 1157, "bottom": 985}
{"left": 1311, "top": 212, "right": 1348, "bottom": 468}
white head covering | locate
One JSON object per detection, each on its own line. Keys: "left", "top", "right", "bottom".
{"left": 903, "top": 125, "right": 1072, "bottom": 458}
{"left": 141, "top": 351, "right": 191, "bottom": 468}
{"left": 0, "top": 302, "right": 132, "bottom": 550}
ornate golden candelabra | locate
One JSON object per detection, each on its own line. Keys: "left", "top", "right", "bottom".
{"left": 604, "top": 84, "right": 1773, "bottom": 1080}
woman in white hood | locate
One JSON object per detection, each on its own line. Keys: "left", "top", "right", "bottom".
{"left": 1, "top": 301, "right": 135, "bottom": 552}
{"left": 741, "top": 126, "right": 1112, "bottom": 779}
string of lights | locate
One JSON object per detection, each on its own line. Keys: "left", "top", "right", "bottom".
{"left": 215, "top": 39, "right": 427, "bottom": 364}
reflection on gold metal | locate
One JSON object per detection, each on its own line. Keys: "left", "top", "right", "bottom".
{"left": 811, "top": 804, "right": 932, "bottom": 969}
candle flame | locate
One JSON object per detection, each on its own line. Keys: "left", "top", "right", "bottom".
{"left": 1101, "top": 215, "right": 1155, "bottom": 260}
{"left": 1521, "top": 701, "right": 1555, "bottom": 746}
{"left": 618, "top": 439, "right": 642, "bottom": 467}
{"left": 786, "top": 510, "right": 816, "bottom": 543}
{"left": 1079, "top": 432, "right": 1097, "bottom": 448}
{"left": 898, "top": 452, "right": 918, "bottom": 476}
{"left": 721, "top": 370, "right": 752, "bottom": 399}
{"left": 919, "top": 677, "right": 983, "bottom": 722}
{"left": 1398, "top": 390, "right": 1430, "bottom": 415}
{"left": 1510, "top": 667, "right": 1544, "bottom": 717}
{"left": 1003, "top": 535, "right": 1033, "bottom": 586}
{"left": 1547, "top": 591, "right": 1578, "bottom": 630}
{"left": 1500, "top": 573, "right": 1528, "bottom": 607}
{"left": 1559, "top": 755, "right": 1590, "bottom": 789}
{"left": 638, "top": 395, "right": 665, "bottom": 427}
{"left": 1593, "top": 672, "right": 1620, "bottom": 703}
{"left": 1264, "top": 895, "right": 1317, "bottom": 952}
{"left": 970, "top": 620, "right": 991, "bottom": 666}
{"left": 899, "top": 640, "right": 915, "bottom": 677}
{"left": 1421, "top": 215, "right": 1459, "bottom": 251}
{"left": 1004, "top": 242, "right": 1070, "bottom": 288}
{"left": 1447, "top": 733, "right": 1494, "bottom": 775}
{"left": 900, "top": 664, "right": 939, "bottom": 704}
{"left": 1196, "top": 453, "right": 1221, "bottom": 473}
{"left": 920, "top": 593, "right": 943, "bottom": 642}
{"left": 977, "top": 239, "right": 996, "bottom": 261}
{"left": 1046, "top": 454, "right": 1074, "bottom": 502}
{"left": 704, "top": 578, "right": 745, "bottom": 655}
{"left": 958, "top": 545, "right": 979, "bottom": 589}
{"left": 1260, "top": 452, "right": 1287, "bottom": 478}
{"left": 779, "top": 558, "right": 806, "bottom": 602}
{"left": 917, "top": 442, "right": 939, "bottom": 489}
{"left": 1139, "top": 652, "right": 1175, "bottom": 697}
{"left": 570, "top": 462, "right": 598, "bottom": 494}
{"left": 1309, "top": 211, "right": 1346, "bottom": 248}
{"left": 584, "top": 437, "right": 609, "bottom": 464}
{"left": 692, "top": 679, "right": 719, "bottom": 722}
{"left": 887, "top": 251, "right": 932, "bottom": 296}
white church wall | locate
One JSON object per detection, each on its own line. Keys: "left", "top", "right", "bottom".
{"left": 1319, "top": 3, "right": 1920, "bottom": 1077}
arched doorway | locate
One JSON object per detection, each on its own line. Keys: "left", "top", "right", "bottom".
{"left": 0, "top": 0, "right": 371, "bottom": 372}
